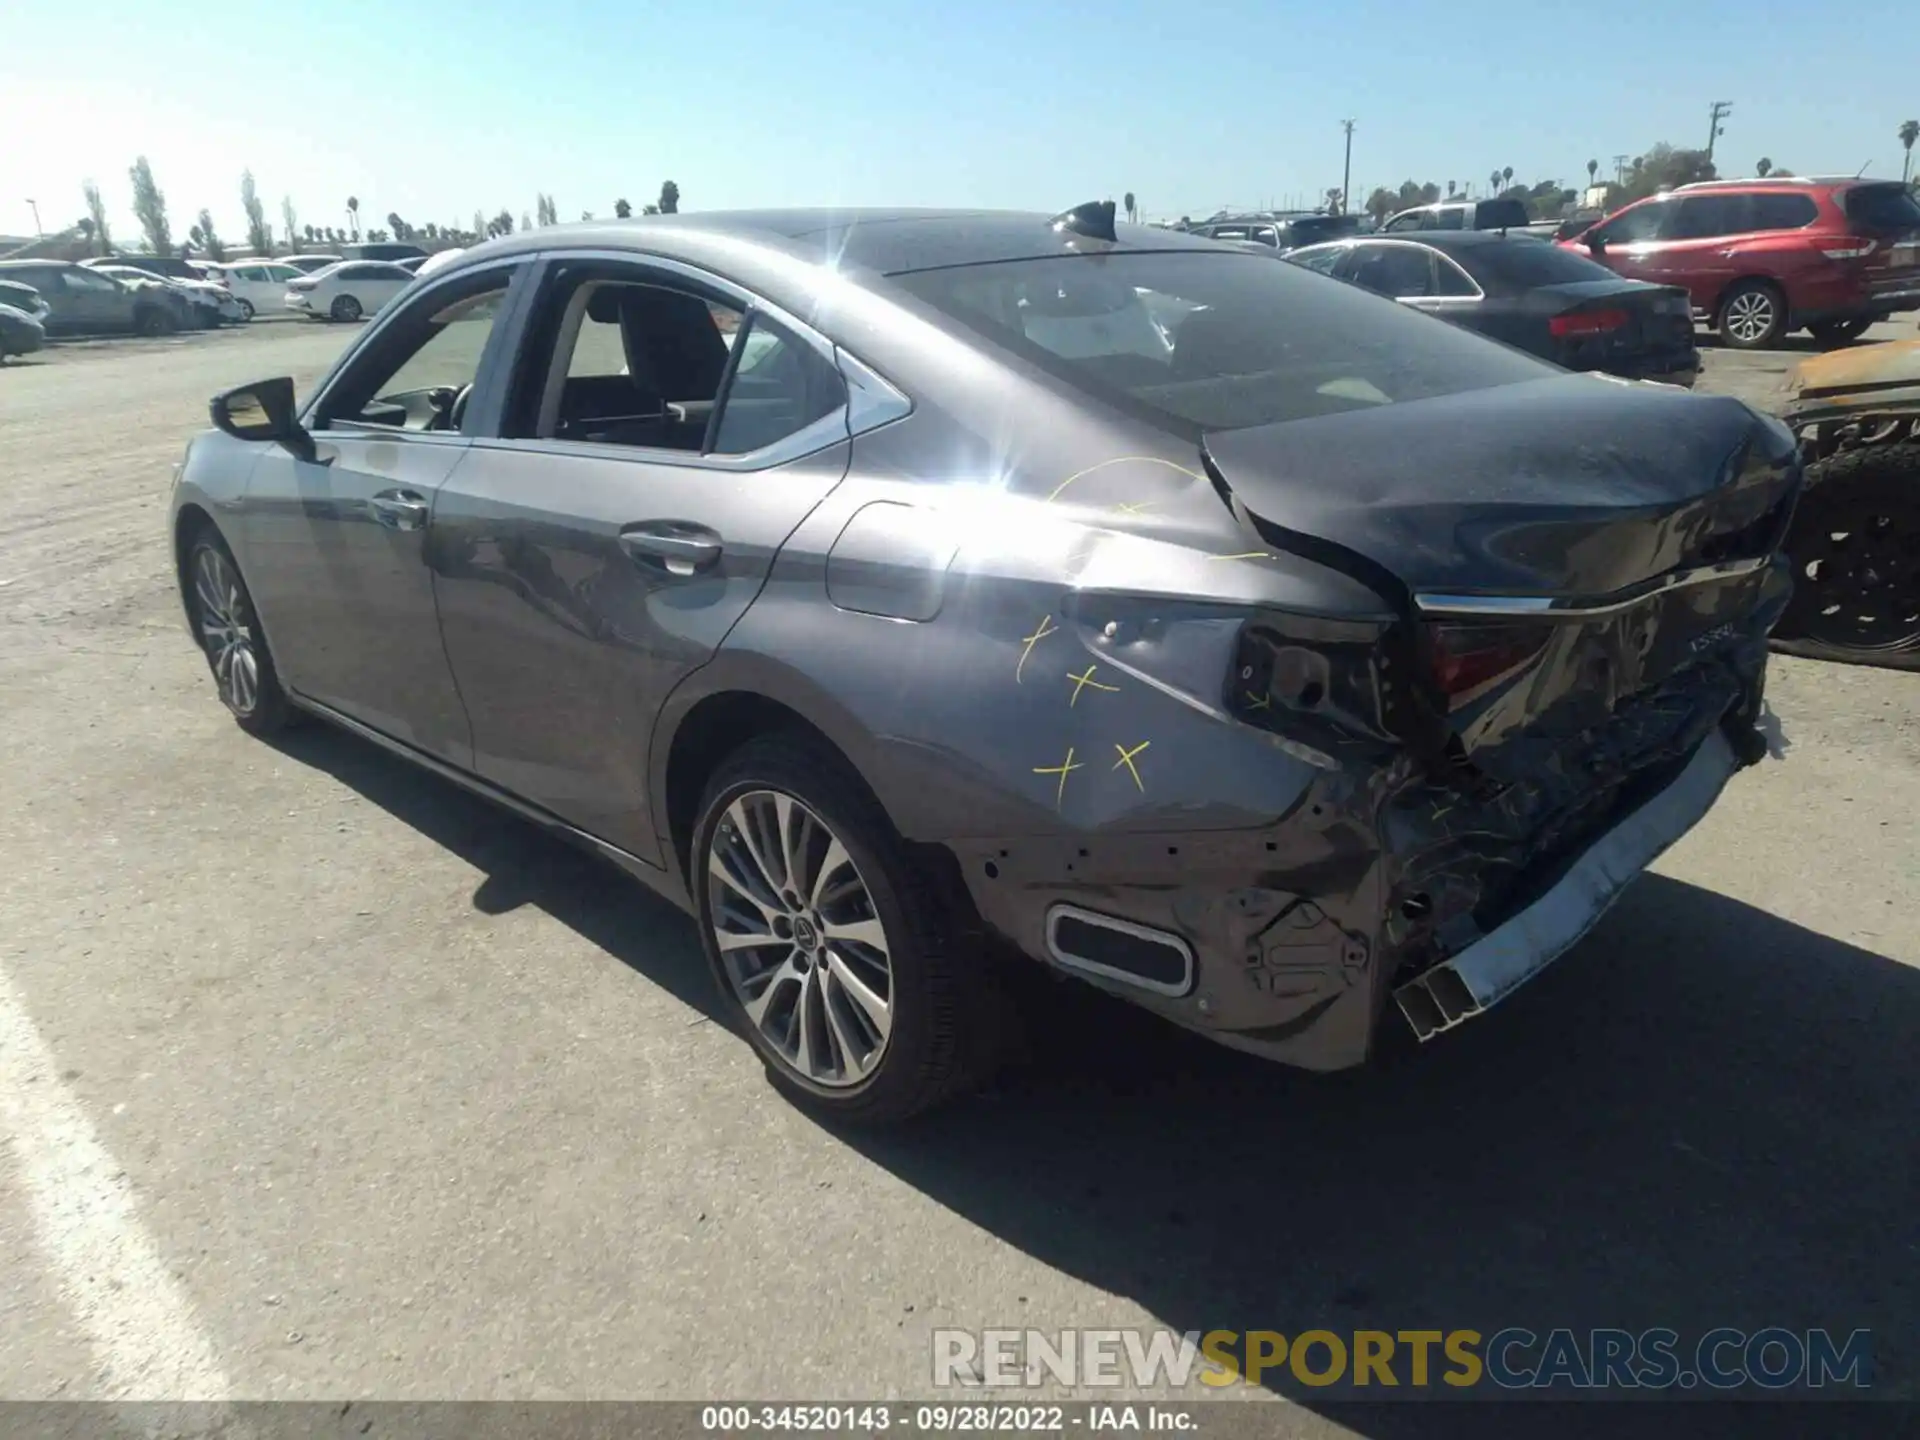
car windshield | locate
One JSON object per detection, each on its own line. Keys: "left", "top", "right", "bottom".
{"left": 1463, "top": 240, "right": 1619, "bottom": 287}
{"left": 893, "top": 250, "right": 1552, "bottom": 438}
{"left": 1843, "top": 183, "right": 1920, "bottom": 233}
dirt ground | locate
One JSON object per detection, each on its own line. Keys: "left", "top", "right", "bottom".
{"left": 1, "top": 319, "right": 1917, "bottom": 1425}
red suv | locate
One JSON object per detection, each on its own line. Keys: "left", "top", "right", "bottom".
{"left": 1560, "top": 177, "right": 1920, "bottom": 349}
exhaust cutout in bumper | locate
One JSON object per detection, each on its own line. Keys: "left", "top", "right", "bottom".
{"left": 1394, "top": 728, "right": 1741, "bottom": 1043}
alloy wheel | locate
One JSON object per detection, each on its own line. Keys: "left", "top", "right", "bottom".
{"left": 1796, "top": 501, "right": 1920, "bottom": 653}
{"left": 706, "top": 790, "right": 894, "bottom": 1087}
{"left": 192, "top": 546, "right": 262, "bottom": 714}
{"left": 1724, "top": 290, "right": 1777, "bottom": 345}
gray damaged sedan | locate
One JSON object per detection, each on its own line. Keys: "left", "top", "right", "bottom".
{"left": 169, "top": 203, "right": 1800, "bottom": 1121}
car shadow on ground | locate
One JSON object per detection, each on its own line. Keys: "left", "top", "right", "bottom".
{"left": 271, "top": 722, "right": 1916, "bottom": 1421}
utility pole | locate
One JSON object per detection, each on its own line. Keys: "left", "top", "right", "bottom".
{"left": 1612, "top": 154, "right": 1629, "bottom": 187}
{"left": 1706, "top": 101, "right": 1732, "bottom": 164}
{"left": 1339, "top": 119, "right": 1356, "bottom": 215}
{"left": 24, "top": 198, "right": 41, "bottom": 235}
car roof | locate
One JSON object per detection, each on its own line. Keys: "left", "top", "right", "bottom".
{"left": 453, "top": 208, "right": 1223, "bottom": 278}
{"left": 1308, "top": 230, "right": 1523, "bottom": 250}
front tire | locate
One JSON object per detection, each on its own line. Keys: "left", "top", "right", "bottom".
{"left": 691, "top": 734, "right": 983, "bottom": 1124}
{"left": 134, "top": 306, "right": 172, "bottom": 337}
{"left": 1716, "top": 280, "right": 1787, "bottom": 349}
{"left": 236, "top": 298, "right": 255, "bottom": 321}
{"left": 1772, "top": 443, "right": 1920, "bottom": 670}
{"left": 183, "top": 531, "right": 294, "bottom": 734}
{"left": 330, "top": 294, "right": 362, "bottom": 323}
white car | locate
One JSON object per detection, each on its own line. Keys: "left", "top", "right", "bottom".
{"left": 284, "top": 261, "right": 415, "bottom": 322}
{"left": 212, "top": 261, "right": 308, "bottom": 320}
{"left": 89, "top": 264, "right": 246, "bottom": 327}
{"left": 280, "top": 253, "right": 344, "bottom": 274}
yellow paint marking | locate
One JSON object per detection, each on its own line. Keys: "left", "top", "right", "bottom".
{"left": 1067, "top": 664, "right": 1121, "bottom": 706}
{"left": 1015, "top": 615, "right": 1058, "bottom": 683}
{"left": 1044, "top": 456, "right": 1208, "bottom": 504}
{"left": 1243, "top": 691, "right": 1271, "bottom": 711}
{"left": 1207, "top": 551, "right": 1276, "bottom": 562}
{"left": 1033, "top": 747, "right": 1083, "bottom": 810}
{"left": 1112, "top": 740, "right": 1151, "bottom": 792}
{"left": 1114, "top": 501, "right": 1158, "bottom": 516}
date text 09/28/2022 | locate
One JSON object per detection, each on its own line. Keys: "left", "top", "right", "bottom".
{"left": 701, "top": 1406, "right": 1194, "bottom": 1432}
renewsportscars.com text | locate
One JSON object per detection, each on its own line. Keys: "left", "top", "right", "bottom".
{"left": 933, "top": 1327, "right": 1872, "bottom": 1392}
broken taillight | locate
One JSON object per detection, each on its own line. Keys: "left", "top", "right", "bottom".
{"left": 1423, "top": 620, "right": 1552, "bottom": 711}
{"left": 1549, "top": 308, "right": 1629, "bottom": 338}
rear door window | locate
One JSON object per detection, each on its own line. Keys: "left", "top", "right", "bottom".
{"left": 1592, "top": 200, "right": 1672, "bottom": 244}
{"left": 894, "top": 249, "right": 1551, "bottom": 438}
{"left": 1669, "top": 194, "right": 1753, "bottom": 240}
{"left": 1749, "top": 194, "right": 1818, "bottom": 230}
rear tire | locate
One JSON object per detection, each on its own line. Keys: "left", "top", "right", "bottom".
{"left": 134, "top": 306, "right": 172, "bottom": 337}
{"left": 1772, "top": 443, "right": 1920, "bottom": 671}
{"left": 1716, "top": 280, "right": 1787, "bottom": 350}
{"left": 1808, "top": 318, "right": 1871, "bottom": 347}
{"left": 330, "top": 294, "right": 362, "bottom": 323}
{"left": 690, "top": 733, "right": 989, "bottom": 1124}
{"left": 183, "top": 530, "right": 295, "bottom": 734}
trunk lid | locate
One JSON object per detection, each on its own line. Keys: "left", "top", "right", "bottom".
{"left": 1841, "top": 182, "right": 1920, "bottom": 296}
{"left": 1532, "top": 281, "right": 1694, "bottom": 368}
{"left": 1202, "top": 372, "right": 1795, "bottom": 600}
{"left": 1205, "top": 374, "right": 1797, "bottom": 765}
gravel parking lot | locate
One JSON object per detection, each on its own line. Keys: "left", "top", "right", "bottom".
{"left": 2, "top": 320, "right": 1917, "bottom": 1423}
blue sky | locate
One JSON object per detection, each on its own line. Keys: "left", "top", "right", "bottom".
{"left": 1, "top": 0, "right": 1914, "bottom": 242}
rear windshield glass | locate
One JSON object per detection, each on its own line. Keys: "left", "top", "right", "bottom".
{"left": 1463, "top": 239, "right": 1618, "bottom": 287}
{"left": 1843, "top": 184, "right": 1920, "bottom": 232}
{"left": 893, "top": 251, "right": 1553, "bottom": 438}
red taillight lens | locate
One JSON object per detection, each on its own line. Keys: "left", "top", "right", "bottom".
{"left": 1550, "top": 308, "right": 1629, "bottom": 338}
{"left": 1425, "top": 621, "right": 1552, "bottom": 710}
{"left": 1819, "top": 238, "right": 1877, "bottom": 261}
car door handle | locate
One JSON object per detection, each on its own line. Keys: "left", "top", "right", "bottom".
{"left": 370, "top": 489, "right": 430, "bottom": 532}
{"left": 619, "top": 523, "right": 723, "bottom": 577}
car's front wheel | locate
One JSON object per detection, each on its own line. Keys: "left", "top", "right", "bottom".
{"left": 236, "top": 299, "right": 255, "bottom": 321}
{"left": 330, "top": 294, "right": 362, "bottom": 322}
{"left": 1716, "top": 280, "right": 1788, "bottom": 349}
{"left": 184, "top": 530, "right": 294, "bottom": 734}
{"left": 691, "top": 734, "right": 982, "bottom": 1123}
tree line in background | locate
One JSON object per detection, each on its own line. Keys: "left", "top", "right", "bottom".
{"left": 55, "top": 163, "right": 686, "bottom": 259}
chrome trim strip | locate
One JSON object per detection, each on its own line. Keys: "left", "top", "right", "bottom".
{"left": 1414, "top": 555, "right": 1771, "bottom": 619}
{"left": 1394, "top": 729, "right": 1739, "bottom": 1041}
{"left": 1045, "top": 904, "right": 1196, "bottom": 999}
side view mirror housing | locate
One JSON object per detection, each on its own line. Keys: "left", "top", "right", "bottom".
{"left": 1585, "top": 232, "right": 1607, "bottom": 253}
{"left": 210, "top": 377, "right": 309, "bottom": 453}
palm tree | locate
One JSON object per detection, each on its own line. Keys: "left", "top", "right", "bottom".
{"left": 1901, "top": 121, "right": 1920, "bottom": 184}
{"left": 1756, "top": 157, "right": 1773, "bottom": 178}
{"left": 1502, "top": 165, "right": 1514, "bottom": 190}
{"left": 1123, "top": 191, "right": 1136, "bottom": 223}
{"left": 1586, "top": 158, "right": 1598, "bottom": 187}
{"left": 346, "top": 195, "right": 360, "bottom": 240}
{"left": 1489, "top": 169, "right": 1502, "bottom": 196}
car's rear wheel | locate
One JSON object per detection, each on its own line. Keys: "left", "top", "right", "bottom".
{"left": 1716, "top": 280, "right": 1787, "bottom": 349}
{"left": 1808, "top": 318, "right": 1871, "bottom": 347}
{"left": 1772, "top": 443, "right": 1920, "bottom": 671}
{"left": 691, "top": 734, "right": 984, "bottom": 1123}
{"left": 134, "top": 306, "right": 172, "bottom": 337}
{"left": 184, "top": 531, "right": 294, "bottom": 733}
{"left": 330, "top": 294, "right": 362, "bottom": 323}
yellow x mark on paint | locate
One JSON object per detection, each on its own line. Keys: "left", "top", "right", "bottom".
{"left": 1112, "top": 740, "right": 1150, "bottom": 792}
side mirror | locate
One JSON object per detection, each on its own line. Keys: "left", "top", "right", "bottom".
{"left": 1585, "top": 232, "right": 1607, "bottom": 253}
{"left": 211, "top": 377, "right": 306, "bottom": 450}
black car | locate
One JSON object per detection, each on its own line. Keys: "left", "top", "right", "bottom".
{"left": 1287, "top": 231, "right": 1700, "bottom": 385}
{"left": 170, "top": 204, "right": 1795, "bottom": 1122}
